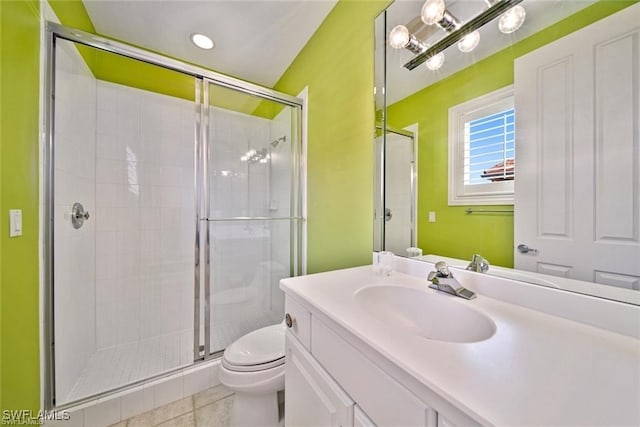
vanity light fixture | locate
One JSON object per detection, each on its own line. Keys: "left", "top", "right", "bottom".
{"left": 420, "top": 0, "right": 446, "bottom": 25}
{"left": 392, "top": 0, "right": 525, "bottom": 71}
{"left": 191, "top": 33, "right": 215, "bottom": 50}
{"left": 425, "top": 52, "right": 445, "bottom": 70}
{"left": 498, "top": 4, "right": 526, "bottom": 34}
{"left": 389, "top": 25, "right": 426, "bottom": 54}
{"left": 457, "top": 30, "right": 481, "bottom": 53}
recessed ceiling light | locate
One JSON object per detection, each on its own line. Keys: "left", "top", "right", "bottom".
{"left": 191, "top": 33, "right": 215, "bottom": 50}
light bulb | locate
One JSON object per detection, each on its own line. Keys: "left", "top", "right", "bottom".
{"left": 421, "top": 0, "right": 446, "bottom": 25}
{"left": 389, "top": 25, "right": 410, "bottom": 49}
{"left": 499, "top": 5, "right": 526, "bottom": 34}
{"left": 190, "top": 33, "right": 214, "bottom": 50}
{"left": 458, "top": 30, "right": 480, "bottom": 53}
{"left": 425, "top": 52, "right": 445, "bottom": 70}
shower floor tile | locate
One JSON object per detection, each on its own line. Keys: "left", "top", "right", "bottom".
{"left": 65, "top": 330, "right": 193, "bottom": 403}
{"left": 64, "top": 311, "right": 281, "bottom": 404}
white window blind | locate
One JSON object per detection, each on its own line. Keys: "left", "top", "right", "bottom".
{"left": 448, "top": 85, "right": 515, "bottom": 205}
{"left": 464, "top": 108, "right": 515, "bottom": 185}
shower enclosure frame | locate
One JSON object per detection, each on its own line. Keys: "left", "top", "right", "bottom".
{"left": 42, "top": 21, "right": 304, "bottom": 410}
{"left": 374, "top": 124, "right": 417, "bottom": 253}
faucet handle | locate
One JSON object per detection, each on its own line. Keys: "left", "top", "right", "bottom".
{"left": 467, "top": 254, "right": 490, "bottom": 273}
{"left": 434, "top": 261, "right": 452, "bottom": 277}
{"left": 428, "top": 261, "right": 452, "bottom": 282}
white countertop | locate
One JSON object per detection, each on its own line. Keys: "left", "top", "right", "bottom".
{"left": 281, "top": 266, "right": 640, "bottom": 426}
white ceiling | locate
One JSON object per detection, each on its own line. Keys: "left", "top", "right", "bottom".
{"left": 82, "top": 0, "right": 338, "bottom": 87}
{"left": 384, "top": 0, "right": 597, "bottom": 105}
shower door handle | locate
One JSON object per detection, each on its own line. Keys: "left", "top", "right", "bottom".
{"left": 71, "top": 202, "right": 90, "bottom": 229}
{"left": 384, "top": 208, "right": 392, "bottom": 222}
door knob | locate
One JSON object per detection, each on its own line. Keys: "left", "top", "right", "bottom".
{"left": 517, "top": 244, "right": 538, "bottom": 254}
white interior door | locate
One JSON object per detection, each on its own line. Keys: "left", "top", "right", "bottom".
{"left": 514, "top": 3, "right": 640, "bottom": 289}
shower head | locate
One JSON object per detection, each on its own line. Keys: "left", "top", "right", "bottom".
{"left": 271, "top": 136, "right": 286, "bottom": 148}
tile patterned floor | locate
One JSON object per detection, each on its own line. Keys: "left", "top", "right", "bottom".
{"left": 108, "top": 385, "right": 235, "bottom": 427}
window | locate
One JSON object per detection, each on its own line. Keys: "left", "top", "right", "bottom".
{"left": 448, "top": 86, "right": 515, "bottom": 205}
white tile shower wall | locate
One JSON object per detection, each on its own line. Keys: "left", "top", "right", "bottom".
{"left": 53, "top": 39, "right": 98, "bottom": 402}
{"left": 94, "top": 81, "right": 194, "bottom": 356}
{"left": 208, "top": 107, "right": 285, "bottom": 350}
{"left": 209, "top": 107, "right": 270, "bottom": 297}
{"left": 209, "top": 107, "right": 271, "bottom": 218}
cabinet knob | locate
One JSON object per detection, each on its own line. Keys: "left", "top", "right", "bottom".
{"left": 285, "top": 313, "right": 295, "bottom": 328}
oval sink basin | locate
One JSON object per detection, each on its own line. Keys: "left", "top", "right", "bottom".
{"left": 354, "top": 285, "right": 496, "bottom": 343}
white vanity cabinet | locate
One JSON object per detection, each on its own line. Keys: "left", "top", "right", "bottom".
{"left": 285, "top": 330, "right": 354, "bottom": 426}
{"left": 284, "top": 295, "right": 459, "bottom": 427}
{"left": 282, "top": 266, "right": 640, "bottom": 426}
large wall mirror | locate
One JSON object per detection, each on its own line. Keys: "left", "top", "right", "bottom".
{"left": 374, "top": 0, "right": 640, "bottom": 305}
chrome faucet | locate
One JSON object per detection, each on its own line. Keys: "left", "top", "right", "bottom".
{"left": 466, "top": 254, "right": 490, "bottom": 273}
{"left": 427, "top": 261, "right": 477, "bottom": 300}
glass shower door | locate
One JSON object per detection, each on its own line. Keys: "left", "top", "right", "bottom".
{"left": 49, "top": 37, "right": 198, "bottom": 405}
{"left": 200, "top": 82, "right": 302, "bottom": 356}
{"left": 374, "top": 128, "right": 416, "bottom": 256}
{"left": 45, "top": 22, "right": 304, "bottom": 409}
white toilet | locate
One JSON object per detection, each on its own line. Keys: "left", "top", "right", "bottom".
{"left": 218, "top": 323, "right": 286, "bottom": 427}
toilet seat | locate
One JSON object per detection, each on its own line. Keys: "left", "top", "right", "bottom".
{"left": 222, "top": 355, "right": 284, "bottom": 372}
{"left": 222, "top": 323, "right": 285, "bottom": 372}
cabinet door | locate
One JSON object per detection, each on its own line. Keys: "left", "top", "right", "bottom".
{"left": 311, "top": 317, "right": 437, "bottom": 427}
{"left": 285, "top": 330, "right": 354, "bottom": 426}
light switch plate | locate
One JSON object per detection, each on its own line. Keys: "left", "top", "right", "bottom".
{"left": 428, "top": 211, "right": 436, "bottom": 222}
{"left": 9, "top": 209, "right": 22, "bottom": 237}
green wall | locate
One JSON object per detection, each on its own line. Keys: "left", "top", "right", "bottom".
{"left": 0, "top": 0, "right": 42, "bottom": 417}
{"left": 387, "top": 0, "right": 637, "bottom": 268}
{"left": 274, "top": 0, "right": 389, "bottom": 273}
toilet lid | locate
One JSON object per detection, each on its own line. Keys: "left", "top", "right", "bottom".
{"left": 223, "top": 323, "right": 285, "bottom": 367}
